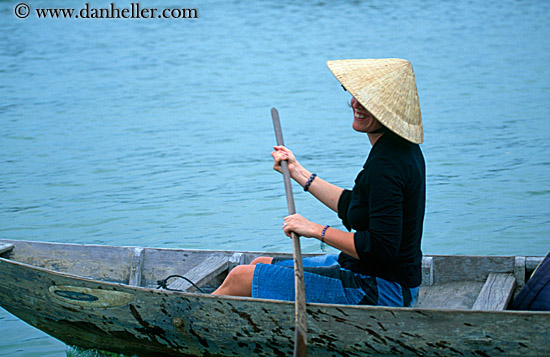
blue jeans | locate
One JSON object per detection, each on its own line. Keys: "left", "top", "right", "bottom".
{"left": 252, "top": 254, "right": 418, "bottom": 306}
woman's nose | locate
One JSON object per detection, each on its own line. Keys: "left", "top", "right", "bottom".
{"left": 351, "top": 97, "right": 362, "bottom": 109}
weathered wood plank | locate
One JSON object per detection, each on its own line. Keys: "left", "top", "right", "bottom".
{"left": 2, "top": 240, "right": 135, "bottom": 284}
{"left": 526, "top": 256, "right": 544, "bottom": 277}
{"left": 431, "top": 255, "right": 516, "bottom": 284}
{"left": 0, "top": 243, "right": 14, "bottom": 255}
{"left": 128, "top": 248, "right": 144, "bottom": 286}
{"left": 514, "top": 256, "right": 526, "bottom": 288}
{"left": 472, "top": 273, "right": 516, "bottom": 310}
{"left": 422, "top": 256, "right": 434, "bottom": 286}
{"left": 415, "top": 281, "right": 483, "bottom": 309}
{"left": 228, "top": 252, "right": 244, "bottom": 269}
{"left": 167, "top": 255, "right": 229, "bottom": 292}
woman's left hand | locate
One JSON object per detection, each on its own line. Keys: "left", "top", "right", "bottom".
{"left": 282, "top": 214, "right": 321, "bottom": 238}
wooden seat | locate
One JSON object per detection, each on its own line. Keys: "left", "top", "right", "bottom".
{"left": 472, "top": 273, "right": 516, "bottom": 310}
{"left": 167, "top": 255, "right": 229, "bottom": 292}
{"left": 0, "top": 243, "right": 14, "bottom": 256}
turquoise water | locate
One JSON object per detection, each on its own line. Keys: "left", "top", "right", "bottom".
{"left": 1, "top": 0, "right": 549, "bottom": 354}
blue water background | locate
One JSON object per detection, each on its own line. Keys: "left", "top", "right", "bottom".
{"left": 1, "top": 0, "right": 549, "bottom": 355}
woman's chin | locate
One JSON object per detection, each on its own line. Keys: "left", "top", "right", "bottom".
{"left": 352, "top": 121, "right": 368, "bottom": 133}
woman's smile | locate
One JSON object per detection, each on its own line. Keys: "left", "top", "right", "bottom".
{"left": 350, "top": 97, "right": 382, "bottom": 133}
{"left": 354, "top": 112, "right": 367, "bottom": 120}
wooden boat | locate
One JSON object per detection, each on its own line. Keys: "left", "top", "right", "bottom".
{"left": 0, "top": 239, "right": 548, "bottom": 356}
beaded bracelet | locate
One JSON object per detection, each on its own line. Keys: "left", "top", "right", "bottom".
{"left": 304, "top": 173, "right": 317, "bottom": 192}
{"left": 320, "top": 224, "right": 330, "bottom": 252}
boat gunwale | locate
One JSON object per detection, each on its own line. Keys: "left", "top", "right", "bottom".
{"left": 0, "top": 238, "right": 545, "bottom": 260}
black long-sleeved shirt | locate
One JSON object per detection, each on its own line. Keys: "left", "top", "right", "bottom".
{"left": 337, "top": 131, "right": 425, "bottom": 288}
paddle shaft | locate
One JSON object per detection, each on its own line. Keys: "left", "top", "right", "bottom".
{"left": 271, "top": 107, "right": 308, "bottom": 357}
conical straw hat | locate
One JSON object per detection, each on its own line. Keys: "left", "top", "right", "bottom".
{"left": 326, "top": 58, "right": 423, "bottom": 144}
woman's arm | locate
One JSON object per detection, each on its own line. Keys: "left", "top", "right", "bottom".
{"left": 282, "top": 214, "right": 358, "bottom": 259}
{"left": 272, "top": 146, "right": 344, "bottom": 212}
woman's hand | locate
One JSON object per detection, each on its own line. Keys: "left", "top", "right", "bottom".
{"left": 272, "top": 145, "right": 344, "bottom": 214}
{"left": 283, "top": 214, "right": 359, "bottom": 258}
{"left": 282, "top": 214, "right": 322, "bottom": 239}
{"left": 271, "top": 146, "right": 302, "bottom": 177}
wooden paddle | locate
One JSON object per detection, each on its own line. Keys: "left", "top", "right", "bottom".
{"left": 271, "top": 107, "right": 308, "bottom": 357}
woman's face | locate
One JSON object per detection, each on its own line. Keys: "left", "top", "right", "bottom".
{"left": 350, "top": 97, "right": 382, "bottom": 133}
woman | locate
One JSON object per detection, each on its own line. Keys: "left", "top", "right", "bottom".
{"left": 212, "top": 58, "right": 425, "bottom": 307}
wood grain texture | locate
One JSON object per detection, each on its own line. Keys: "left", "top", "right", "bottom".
{"left": 514, "top": 256, "right": 526, "bottom": 288}
{"left": 472, "top": 273, "right": 516, "bottom": 311}
{"left": 422, "top": 256, "right": 434, "bottom": 286}
{"left": 0, "top": 243, "right": 14, "bottom": 255}
{"left": 166, "top": 255, "right": 228, "bottom": 292}
{"left": 0, "top": 239, "right": 549, "bottom": 356}
{"left": 128, "top": 248, "right": 144, "bottom": 286}
{"left": 271, "top": 107, "right": 308, "bottom": 357}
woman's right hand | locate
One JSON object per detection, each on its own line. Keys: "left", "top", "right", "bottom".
{"left": 271, "top": 146, "right": 301, "bottom": 176}
{"left": 272, "top": 145, "right": 343, "bottom": 214}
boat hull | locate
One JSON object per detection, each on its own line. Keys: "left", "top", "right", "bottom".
{"left": 0, "top": 241, "right": 549, "bottom": 356}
